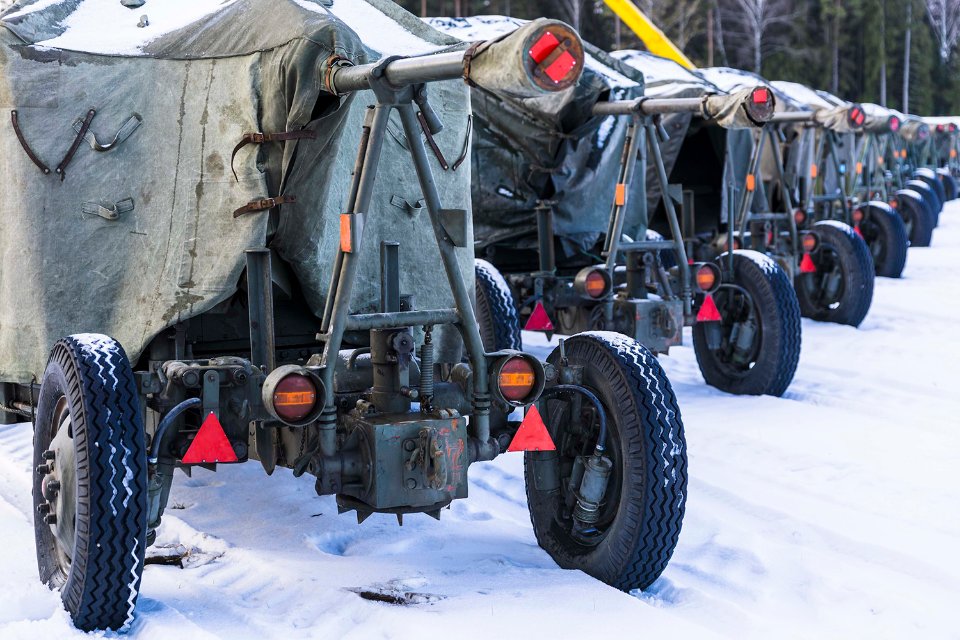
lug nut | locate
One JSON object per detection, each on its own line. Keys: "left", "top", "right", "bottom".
{"left": 36, "top": 463, "right": 51, "bottom": 476}
{"left": 42, "top": 450, "right": 56, "bottom": 460}
{"left": 43, "top": 480, "right": 61, "bottom": 500}
{"left": 44, "top": 513, "right": 57, "bottom": 525}
{"left": 37, "top": 502, "right": 50, "bottom": 515}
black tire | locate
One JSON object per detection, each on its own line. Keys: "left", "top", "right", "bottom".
{"left": 895, "top": 189, "right": 934, "bottom": 247}
{"left": 913, "top": 168, "right": 946, "bottom": 210}
{"left": 795, "top": 221, "right": 874, "bottom": 327}
{"left": 525, "top": 332, "right": 686, "bottom": 591}
{"left": 475, "top": 259, "right": 522, "bottom": 351}
{"left": 905, "top": 179, "right": 940, "bottom": 227}
{"left": 859, "top": 201, "right": 908, "bottom": 278}
{"left": 937, "top": 168, "right": 958, "bottom": 200}
{"left": 693, "top": 250, "right": 800, "bottom": 396}
{"left": 33, "top": 334, "right": 147, "bottom": 631}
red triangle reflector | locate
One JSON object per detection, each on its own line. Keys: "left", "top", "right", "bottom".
{"left": 524, "top": 301, "right": 555, "bottom": 331}
{"left": 854, "top": 225, "right": 864, "bottom": 239}
{"left": 181, "top": 412, "right": 238, "bottom": 464}
{"left": 696, "top": 293, "right": 722, "bottom": 322}
{"left": 507, "top": 405, "right": 556, "bottom": 452}
{"left": 800, "top": 252, "right": 817, "bottom": 273}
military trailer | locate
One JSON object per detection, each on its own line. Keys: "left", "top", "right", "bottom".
{"left": 0, "top": 0, "right": 688, "bottom": 631}
{"left": 426, "top": 19, "right": 799, "bottom": 397}
{"left": 770, "top": 82, "right": 913, "bottom": 275}
{"left": 926, "top": 118, "right": 959, "bottom": 198}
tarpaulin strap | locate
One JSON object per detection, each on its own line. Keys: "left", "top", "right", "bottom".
{"left": 81, "top": 197, "right": 134, "bottom": 221}
{"left": 73, "top": 113, "right": 142, "bottom": 152}
{"left": 233, "top": 195, "right": 296, "bottom": 218}
{"left": 417, "top": 110, "right": 449, "bottom": 170}
{"left": 390, "top": 194, "right": 425, "bottom": 215}
{"left": 529, "top": 163, "right": 561, "bottom": 175}
{"left": 56, "top": 108, "right": 96, "bottom": 181}
{"left": 452, "top": 114, "right": 472, "bottom": 171}
{"left": 10, "top": 110, "right": 51, "bottom": 175}
{"left": 461, "top": 41, "right": 483, "bottom": 87}
{"left": 230, "top": 129, "right": 317, "bottom": 181}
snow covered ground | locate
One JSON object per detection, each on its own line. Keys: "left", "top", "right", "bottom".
{"left": 2, "top": 203, "right": 959, "bottom": 638}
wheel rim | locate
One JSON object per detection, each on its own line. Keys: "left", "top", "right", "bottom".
{"left": 705, "top": 283, "right": 763, "bottom": 378}
{"left": 42, "top": 395, "right": 78, "bottom": 580}
{"left": 541, "top": 392, "right": 623, "bottom": 550}
{"left": 799, "top": 246, "right": 845, "bottom": 311}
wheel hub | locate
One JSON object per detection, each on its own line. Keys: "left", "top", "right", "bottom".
{"left": 41, "top": 399, "right": 77, "bottom": 573}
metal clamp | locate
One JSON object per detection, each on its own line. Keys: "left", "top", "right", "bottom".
{"left": 73, "top": 113, "right": 142, "bottom": 152}
{"left": 81, "top": 197, "right": 134, "bottom": 221}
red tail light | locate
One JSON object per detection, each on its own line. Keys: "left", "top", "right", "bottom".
{"left": 801, "top": 232, "right": 819, "bottom": 253}
{"left": 889, "top": 116, "right": 901, "bottom": 133}
{"left": 794, "top": 209, "right": 807, "bottom": 226}
{"left": 262, "top": 365, "right": 325, "bottom": 426}
{"left": 574, "top": 267, "right": 611, "bottom": 299}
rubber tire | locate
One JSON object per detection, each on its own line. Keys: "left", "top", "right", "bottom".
{"left": 693, "top": 250, "right": 801, "bottom": 397}
{"left": 895, "top": 189, "right": 934, "bottom": 247}
{"left": 796, "top": 221, "right": 874, "bottom": 327}
{"left": 936, "top": 168, "right": 957, "bottom": 200}
{"left": 33, "top": 334, "right": 147, "bottom": 632}
{"left": 861, "top": 201, "right": 908, "bottom": 278}
{"left": 475, "top": 259, "right": 522, "bottom": 351}
{"left": 913, "top": 168, "right": 946, "bottom": 210}
{"left": 525, "top": 332, "right": 686, "bottom": 591}
{"left": 905, "top": 179, "right": 940, "bottom": 227}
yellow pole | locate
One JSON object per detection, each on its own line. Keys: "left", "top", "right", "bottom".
{"left": 603, "top": 0, "right": 697, "bottom": 70}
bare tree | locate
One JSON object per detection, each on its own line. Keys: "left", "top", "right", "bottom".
{"left": 720, "top": 0, "right": 798, "bottom": 73}
{"left": 554, "top": 0, "right": 584, "bottom": 30}
{"left": 925, "top": 0, "right": 960, "bottom": 62}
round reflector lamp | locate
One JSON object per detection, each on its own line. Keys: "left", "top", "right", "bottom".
{"left": 262, "top": 365, "right": 325, "bottom": 426}
{"left": 490, "top": 354, "right": 545, "bottom": 407}
{"left": 573, "top": 267, "right": 612, "bottom": 299}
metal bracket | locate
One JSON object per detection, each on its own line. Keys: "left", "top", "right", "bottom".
{"left": 439, "top": 208, "right": 468, "bottom": 247}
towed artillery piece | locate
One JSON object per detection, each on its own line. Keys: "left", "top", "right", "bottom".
{"left": 0, "top": 0, "right": 687, "bottom": 630}
{"left": 767, "top": 82, "right": 913, "bottom": 279}
{"left": 659, "top": 67, "right": 874, "bottom": 328}
{"left": 429, "top": 18, "right": 799, "bottom": 396}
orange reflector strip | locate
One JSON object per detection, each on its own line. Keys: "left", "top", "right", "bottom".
{"left": 615, "top": 183, "right": 626, "bottom": 206}
{"left": 809, "top": 164, "right": 818, "bottom": 179}
{"left": 584, "top": 271, "right": 607, "bottom": 297}
{"left": 745, "top": 174, "right": 756, "bottom": 191}
{"left": 856, "top": 162, "right": 863, "bottom": 175}
{"left": 507, "top": 405, "right": 555, "bottom": 452}
{"left": 340, "top": 214, "right": 353, "bottom": 253}
{"left": 878, "top": 156, "right": 884, "bottom": 165}
{"left": 500, "top": 372, "right": 535, "bottom": 387}
{"left": 695, "top": 269, "right": 715, "bottom": 291}
{"left": 275, "top": 391, "right": 315, "bottom": 406}
{"left": 952, "top": 149, "right": 958, "bottom": 159}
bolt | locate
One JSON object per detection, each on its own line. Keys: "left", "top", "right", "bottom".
{"left": 403, "top": 439, "right": 416, "bottom": 452}
{"left": 37, "top": 502, "right": 50, "bottom": 515}
{"left": 405, "top": 478, "right": 417, "bottom": 489}
{"left": 44, "top": 513, "right": 57, "bottom": 525}
{"left": 44, "top": 480, "right": 61, "bottom": 500}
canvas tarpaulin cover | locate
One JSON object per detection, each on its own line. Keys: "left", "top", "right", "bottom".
{"left": 427, "top": 16, "right": 646, "bottom": 257}
{"left": 612, "top": 56, "right": 767, "bottom": 225}
{"left": 0, "top": 0, "right": 475, "bottom": 382}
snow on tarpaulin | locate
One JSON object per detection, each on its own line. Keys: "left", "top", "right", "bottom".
{"left": 427, "top": 15, "right": 646, "bottom": 255}
{"left": 0, "top": 0, "right": 475, "bottom": 383}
